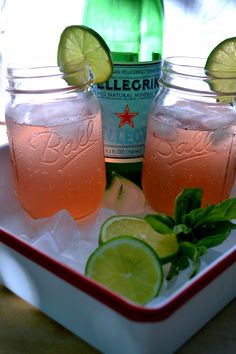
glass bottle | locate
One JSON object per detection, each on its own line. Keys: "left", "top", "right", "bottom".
{"left": 83, "top": 0, "right": 164, "bottom": 186}
{"left": 5, "top": 60, "right": 106, "bottom": 220}
{"left": 142, "top": 56, "right": 236, "bottom": 216}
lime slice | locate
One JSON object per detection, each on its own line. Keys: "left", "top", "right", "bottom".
{"left": 57, "top": 25, "right": 113, "bottom": 84}
{"left": 103, "top": 173, "right": 145, "bottom": 214}
{"left": 205, "top": 37, "right": 236, "bottom": 99}
{"left": 99, "top": 215, "right": 179, "bottom": 263}
{"left": 85, "top": 236, "right": 163, "bottom": 305}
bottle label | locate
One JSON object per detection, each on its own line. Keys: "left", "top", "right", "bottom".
{"left": 92, "top": 61, "right": 162, "bottom": 163}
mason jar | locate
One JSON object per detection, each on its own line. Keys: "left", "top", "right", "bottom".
{"left": 142, "top": 56, "right": 236, "bottom": 215}
{"left": 5, "top": 60, "right": 106, "bottom": 220}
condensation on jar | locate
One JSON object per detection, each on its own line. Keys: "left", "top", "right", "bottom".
{"left": 142, "top": 56, "right": 236, "bottom": 215}
{"left": 5, "top": 60, "right": 106, "bottom": 220}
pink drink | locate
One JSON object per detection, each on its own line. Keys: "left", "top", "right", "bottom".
{"left": 142, "top": 111, "right": 236, "bottom": 216}
{"left": 7, "top": 112, "right": 106, "bottom": 220}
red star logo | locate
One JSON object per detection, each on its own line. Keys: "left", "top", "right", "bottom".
{"left": 115, "top": 104, "right": 139, "bottom": 128}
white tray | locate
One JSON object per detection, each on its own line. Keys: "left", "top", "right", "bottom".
{"left": 0, "top": 144, "right": 235, "bottom": 354}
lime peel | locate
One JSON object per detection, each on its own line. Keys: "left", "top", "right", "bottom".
{"left": 205, "top": 37, "right": 236, "bottom": 102}
{"left": 103, "top": 172, "right": 145, "bottom": 214}
{"left": 99, "top": 215, "right": 179, "bottom": 264}
{"left": 85, "top": 236, "right": 163, "bottom": 305}
{"left": 57, "top": 25, "right": 113, "bottom": 84}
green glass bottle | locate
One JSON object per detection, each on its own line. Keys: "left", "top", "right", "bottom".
{"left": 83, "top": 0, "right": 164, "bottom": 186}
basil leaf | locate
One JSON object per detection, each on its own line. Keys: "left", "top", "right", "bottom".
{"left": 174, "top": 188, "right": 203, "bottom": 224}
{"left": 231, "top": 222, "right": 236, "bottom": 229}
{"left": 190, "top": 250, "right": 201, "bottom": 278}
{"left": 145, "top": 189, "right": 236, "bottom": 281}
{"left": 185, "top": 197, "right": 236, "bottom": 228}
{"left": 144, "top": 214, "right": 174, "bottom": 234}
{"left": 178, "top": 255, "right": 190, "bottom": 269}
{"left": 194, "top": 220, "right": 233, "bottom": 240}
{"left": 167, "top": 263, "right": 179, "bottom": 280}
{"left": 180, "top": 241, "right": 197, "bottom": 258}
{"left": 173, "top": 224, "right": 192, "bottom": 236}
{"left": 167, "top": 255, "right": 190, "bottom": 280}
{"left": 184, "top": 205, "right": 214, "bottom": 227}
{"left": 180, "top": 243, "right": 204, "bottom": 278}
{"left": 197, "top": 228, "right": 231, "bottom": 248}
{"left": 197, "top": 245, "right": 208, "bottom": 257}
{"left": 150, "top": 213, "right": 175, "bottom": 229}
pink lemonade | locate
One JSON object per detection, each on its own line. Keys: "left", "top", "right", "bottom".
{"left": 142, "top": 114, "right": 236, "bottom": 216}
{"left": 6, "top": 112, "right": 106, "bottom": 220}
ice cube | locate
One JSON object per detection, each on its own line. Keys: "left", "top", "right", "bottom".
{"left": 28, "top": 209, "right": 81, "bottom": 252}
{"left": 62, "top": 239, "right": 97, "bottom": 273}
{"left": 161, "top": 100, "right": 236, "bottom": 130}
{"left": 59, "top": 208, "right": 117, "bottom": 272}
{"left": 160, "top": 101, "right": 204, "bottom": 122}
{"left": 0, "top": 206, "right": 33, "bottom": 241}
{"left": 200, "top": 108, "right": 236, "bottom": 130}
{"left": 32, "top": 231, "right": 61, "bottom": 260}
{"left": 11, "top": 98, "right": 86, "bottom": 126}
{"left": 85, "top": 208, "right": 117, "bottom": 241}
{"left": 150, "top": 116, "right": 177, "bottom": 141}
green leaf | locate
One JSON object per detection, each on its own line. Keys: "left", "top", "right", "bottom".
{"left": 231, "top": 222, "right": 236, "bottom": 230}
{"left": 180, "top": 241, "right": 197, "bottom": 259}
{"left": 174, "top": 188, "right": 203, "bottom": 224}
{"left": 184, "top": 205, "right": 214, "bottom": 227}
{"left": 186, "top": 197, "right": 236, "bottom": 228}
{"left": 197, "top": 228, "right": 231, "bottom": 248}
{"left": 197, "top": 245, "right": 208, "bottom": 257}
{"left": 166, "top": 263, "right": 179, "bottom": 280}
{"left": 146, "top": 189, "right": 236, "bottom": 281}
{"left": 166, "top": 255, "right": 190, "bottom": 280}
{"left": 190, "top": 250, "right": 201, "bottom": 278}
{"left": 173, "top": 224, "right": 192, "bottom": 236}
{"left": 180, "top": 242, "right": 203, "bottom": 278}
{"left": 194, "top": 220, "right": 233, "bottom": 239}
{"left": 178, "top": 256, "right": 190, "bottom": 269}
{"left": 144, "top": 214, "right": 174, "bottom": 234}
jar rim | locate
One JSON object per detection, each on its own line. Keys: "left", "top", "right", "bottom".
{"left": 6, "top": 57, "right": 93, "bottom": 93}
{"left": 7, "top": 66, "right": 69, "bottom": 84}
{"left": 163, "top": 56, "right": 236, "bottom": 78}
{"left": 160, "top": 56, "right": 236, "bottom": 98}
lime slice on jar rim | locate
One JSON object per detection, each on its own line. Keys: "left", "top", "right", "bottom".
{"left": 57, "top": 25, "right": 113, "bottom": 84}
{"left": 85, "top": 236, "right": 163, "bottom": 305}
{"left": 99, "top": 215, "right": 179, "bottom": 264}
{"left": 205, "top": 37, "right": 236, "bottom": 100}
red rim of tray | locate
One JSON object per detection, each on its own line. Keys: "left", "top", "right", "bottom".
{"left": 0, "top": 226, "right": 235, "bottom": 323}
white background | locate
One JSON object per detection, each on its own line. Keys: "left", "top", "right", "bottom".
{"left": 1, "top": 0, "right": 236, "bottom": 121}
{"left": 1, "top": 0, "right": 236, "bottom": 61}
{"left": 163, "top": 0, "right": 236, "bottom": 57}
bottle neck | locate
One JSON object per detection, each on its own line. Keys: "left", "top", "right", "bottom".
{"left": 83, "top": 0, "right": 163, "bottom": 62}
{"left": 111, "top": 52, "right": 162, "bottom": 63}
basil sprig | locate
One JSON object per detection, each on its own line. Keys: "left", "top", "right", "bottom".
{"left": 145, "top": 188, "right": 236, "bottom": 280}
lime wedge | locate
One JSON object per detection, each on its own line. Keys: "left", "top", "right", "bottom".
{"left": 205, "top": 37, "right": 236, "bottom": 99}
{"left": 99, "top": 215, "right": 179, "bottom": 263}
{"left": 103, "top": 173, "right": 145, "bottom": 214}
{"left": 85, "top": 236, "right": 163, "bottom": 305}
{"left": 57, "top": 25, "right": 113, "bottom": 84}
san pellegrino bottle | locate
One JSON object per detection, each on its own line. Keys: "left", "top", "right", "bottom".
{"left": 83, "top": 0, "right": 164, "bottom": 186}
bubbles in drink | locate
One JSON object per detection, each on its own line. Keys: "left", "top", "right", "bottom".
{"left": 142, "top": 100, "right": 236, "bottom": 215}
{"left": 6, "top": 109, "right": 106, "bottom": 220}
